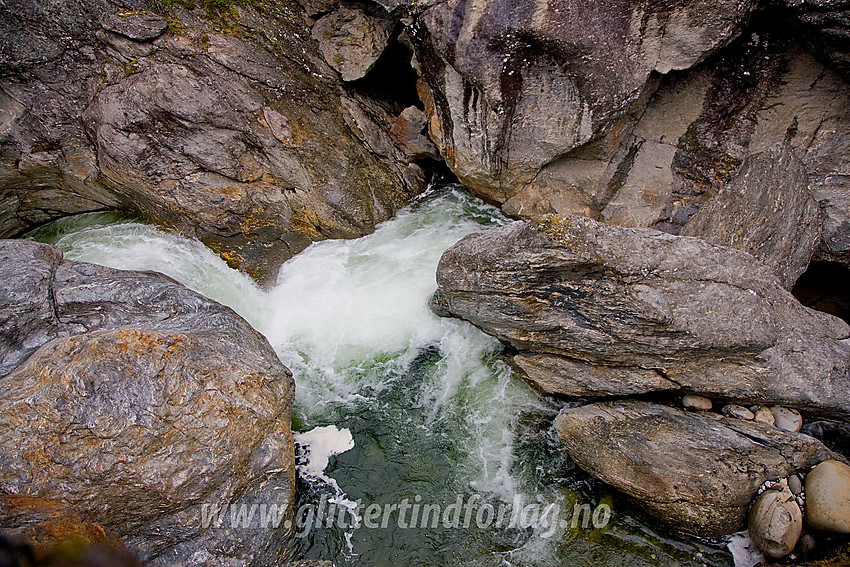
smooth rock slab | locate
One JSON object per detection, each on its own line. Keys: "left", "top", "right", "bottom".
{"left": 555, "top": 400, "right": 839, "bottom": 536}
{"left": 805, "top": 460, "right": 850, "bottom": 533}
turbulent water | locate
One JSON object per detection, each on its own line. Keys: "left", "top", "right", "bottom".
{"left": 29, "top": 185, "right": 735, "bottom": 567}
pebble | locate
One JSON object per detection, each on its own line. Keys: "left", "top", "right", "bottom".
{"left": 748, "top": 485, "right": 803, "bottom": 558}
{"left": 788, "top": 474, "right": 803, "bottom": 496}
{"left": 723, "top": 404, "right": 755, "bottom": 420}
{"left": 754, "top": 406, "right": 776, "bottom": 426}
{"left": 770, "top": 406, "right": 803, "bottom": 433}
{"left": 797, "top": 533, "right": 816, "bottom": 554}
{"left": 682, "top": 394, "right": 712, "bottom": 411}
{"left": 805, "top": 460, "right": 850, "bottom": 533}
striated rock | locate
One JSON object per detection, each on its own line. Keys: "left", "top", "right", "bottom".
{"left": 772, "top": 406, "right": 804, "bottom": 433}
{"left": 681, "top": 143, "right": 821, "bottom": 289}
{"left": 311, "top": 4, "right": 394, "bottom": 81}
{"left": 805, "top": 460, "right": 850, "bottom": 533}
{"left": 555, "top": 400, "right": 839, "bottom": 536}
{"left": 0, "top": 240, "right": 296, "bottom": 567}
{"left": 782, "top": 0, "right": 850, "bottom": 81}
{"left": 408, "top": 0, "right": 756, "bottom": 202}
{"left": 1, "top": 0, "right": 421, "bottom": 286}
{"left": 682, "top": 394, "right": 712, "bottom": 411}
{"left": 748, "top": 485, "right": 803, "bottom": 558}
{"left": 724, "top": 404, "right": 756, "bottom": 421}
{"left": 431, "top": 215, "right": 850, "bottom": 417}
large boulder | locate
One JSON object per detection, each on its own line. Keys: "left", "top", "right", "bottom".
{"left": 407, "top": 0, "right": 757, "bottom": 203}
{"left": 0, "top": 240, "right": 296, "bottom": 567}
{"left": 554, "top": 400, "right": 839, "bottom": 536}
{"left": 680, "top": 143, "right": 821, "bottom": 289}
{"left": 0, "top": 0, "right": 422, "bottom": 286}
{"left": 431, "top": 215, "right": 850, "bottom": 417}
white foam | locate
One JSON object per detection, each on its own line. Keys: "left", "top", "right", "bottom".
{"left": 294, "top": 425, "right": 355, "bottom": 479}
{"left": 726, "top": 531, "right": 765, "bottom": 567}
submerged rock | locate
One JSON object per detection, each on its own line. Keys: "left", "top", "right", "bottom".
{"left": 555, "top": 400, "right": 838, "bottom": 536}
{"left": 432, "top": 215, "right": 850, "bottom": 417}
{"left": 0, "top": 240, "right": 296, "bottom": 567}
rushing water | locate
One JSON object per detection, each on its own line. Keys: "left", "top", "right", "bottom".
{"left": 28, "top": 185, "right": 735, "bottom": 567}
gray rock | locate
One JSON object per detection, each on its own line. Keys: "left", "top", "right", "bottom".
{"left": 389, "top": 106, "right": 438, "bottom": 160}
{"left": 0, "top": 240, "right": 296, "bottom": 567}
{"left": 805, "top": 459, "right": 850, "bottom": 533}
{"left": 682, "top": 394, "right": 712, "bottom": 411}
{"left": 681, "top": 143, "right": 822, "bottom": 289}
{"left": 782, "top": 0, "right": 850, "bottom": 81}
{"left": 771, "top": 406, "right": 804, "bottom": 433}
{"left": 408, "top": 0, "right": 756, "bottom": 203}
{"left": 554, "top": 400, "right": 838, "bottom": 536}
{"left": 1, "top": 0, "right": 421, "bottom": 286}
{"left": 100, "top": 10, "right": 168, "bottom": 42}
{"left": 789, "top": 474, "right": 804, "bottom": 496}
{"left": 311, "top": 5, "right": 393, "bottom": 81}
{"left": 432, "top": 215, "right": 850, "bottom": 417}
{"left": 724, "top": 404, "right": 755, "bottom": 421}
{"left": 748, "top": 485, "right": 803, "bottom": 558}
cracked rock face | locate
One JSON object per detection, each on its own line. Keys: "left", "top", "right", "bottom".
{"left": 0, "top": 0, "right": 422, "bottom": 286}
{"left": 555, "top": 400, "right": 839, "bottom": 536}
{"left": 408, "top": 0, "right": 756, "bottom": 203}
{"left": 431, "top": 215, "right": 850, "bottom": 417}
{"left": 0, "top": 240, "right": 296, "bottom": 567}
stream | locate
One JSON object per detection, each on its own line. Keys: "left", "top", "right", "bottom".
{"left": 28, "top": 184, "right": 738, "bottom": 567}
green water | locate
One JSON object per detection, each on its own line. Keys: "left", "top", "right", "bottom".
{"left": 27, "top": 186, "right": 735, "bottom": 566}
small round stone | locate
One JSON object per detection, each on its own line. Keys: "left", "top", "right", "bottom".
{"left": 805, "top": 460, "right": 850, "bottom": 533}
{"left": 723, "top": 404, "right": 755, "bottom": 420}
{"left": 788, "top": 474, "right": 803, "bottom": 496}
{"left": 682, "top": 394, "right": 712, "bottom": 411}
{"left": 754, "top": 406, "right": 776, "bottom": 426}
{"left": 749, "top": 486, "right": 803, "bottom": 558}
{"left": 797, "top": 533, "right": 816, "bottom": 554}
{"left": 770, "top": 406, "right": 803, "bottom": 433}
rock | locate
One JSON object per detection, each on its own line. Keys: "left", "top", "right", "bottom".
{"left": 431, "top": 215, "right": 850, "bottom": 417}
{"left": 789, "top": 474, "right": 804, "bottom": 496}
{"left": 797, "top": 533, "right": 817, "bottom": 554}
{"left": 0, "top": 240, "right": 296, "bottom": 567}
{"left": 555, "top": 400, "right": 838, "bottom": 536}
{"left": 782, "top": 0, "right": 850, "bottom": 81}
{"left": 0, "top": 0, "right": 421, "bottom": 286}
{"left": 724, "top": 404, "right": 756, "bottom": 421}
{"left": 805, "top": 460, "right": 850, "bottom": 533}
{"left": 772, "top": 406, "right": 804, "bottom": 433}
{"left": 408, "top": 0, "right": 756, "bottom": 202}
{"left": 755, "top": 407, "right": 778, "bottom": 427}
{"left": 748, "top": 485, "right": 803, "bottom": 558}
{"left": 802, "top": 421, "right": 850, "bottom": 459}
{"left": 100, "top": 11, "right": 168, "bottom": 42}
{"left": 681, "top": 143, "right": 822, "bottom": 289}
{"left": 389, "top": 106, "right": 438, "bottom": 160}
{"left": 311, "top": 5, "right": 394, "bottom": 81}
{"left": 683, "top": 394, "right": 713, "bottom": 411}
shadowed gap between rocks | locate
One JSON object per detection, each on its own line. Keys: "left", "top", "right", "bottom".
{"left": 793, "top": 261, "right": 850, "bottom": 325}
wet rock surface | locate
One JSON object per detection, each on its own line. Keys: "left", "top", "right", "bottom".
{"left": 432, "top": 215, "right": 850, "bottom": 417}
{"left": 0, "top": 240, "right": 296, "bottom": 566}
{"left": 0, "top": 0, "right": 422, "bottom": 285}
{"left": 554, "top": 400, "right": 838, "bottom": 536}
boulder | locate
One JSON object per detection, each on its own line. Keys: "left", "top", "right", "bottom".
{"left": 311, "top": 4, "right": 394, "bottom": 81}
{"left": 0, "top": 240, "right": 296, "bottom": 567}
{"left": 554, "top": 400, "right": 839, "bottom": 536}
{"left": 432, "top": 215, "right": 850, "bottom": 417}
{"left": 408, "top": 0, "right": 756, "bottom": 202}
{"left": 748, "top": 485, "right": 803, "bottom": 558}
{"left": 805, "top": 460, "right": 850, "bottom": 533}
{"left": 681, "top": 143, "right": 821, "bottom": 289}
{"left": 0, "top": 0, "right": 422, "bottom": 286}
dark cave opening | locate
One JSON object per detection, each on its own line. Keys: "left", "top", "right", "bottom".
{"left": 792, "top": 261, "right": 850, "bottom": 324}
{"left": 348, "top": 23, "right": 423, "bottom": 115}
